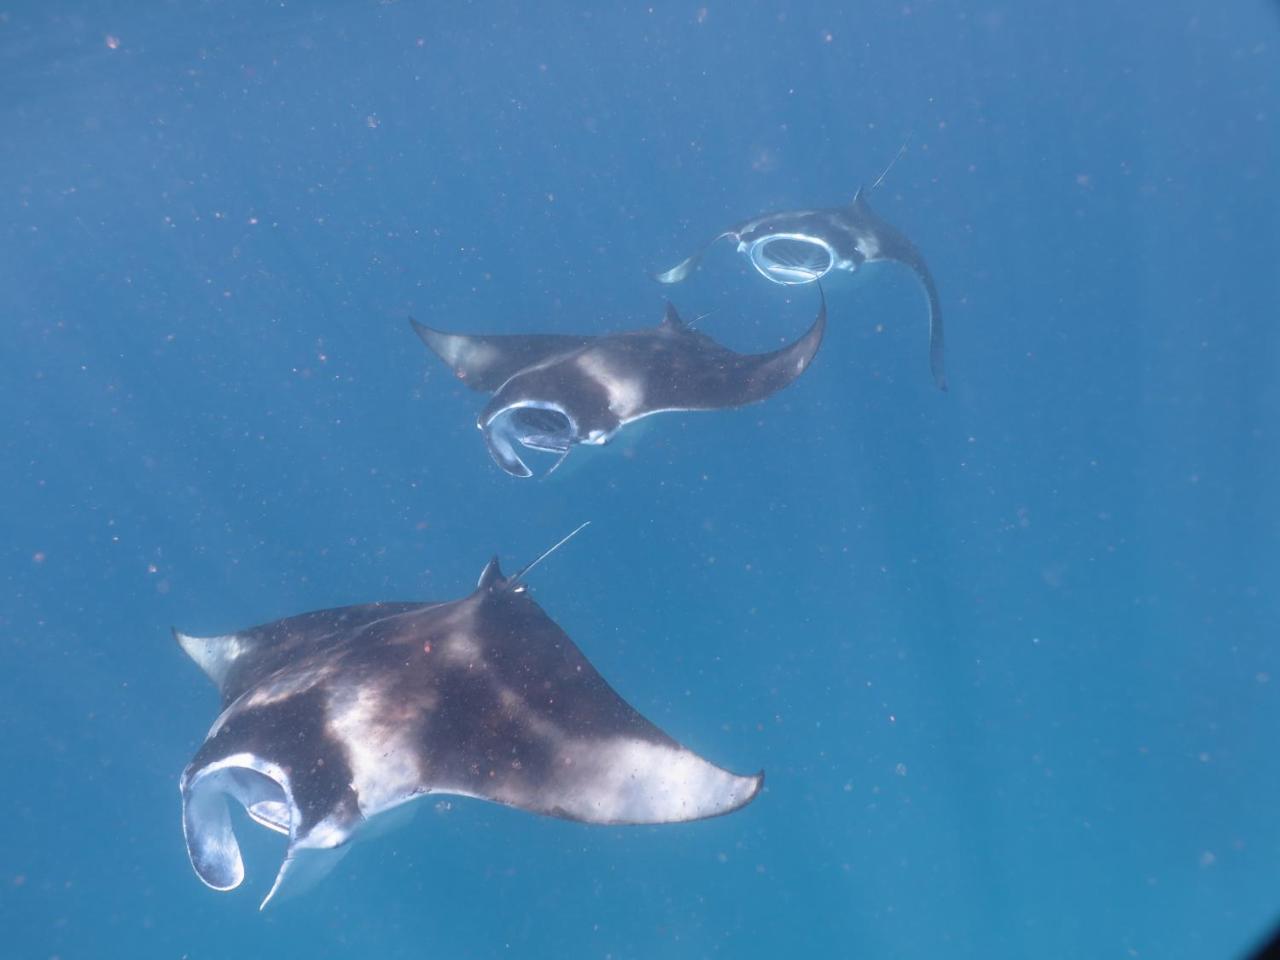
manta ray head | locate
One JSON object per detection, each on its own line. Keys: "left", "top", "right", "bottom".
{"left": 745, "top": 232, "right": 837, "bottom": 285}
{"left": 480, "top": 400, "right": 582, "bottom": 478}
{"left": 181, "top": 752, "right": 355, "bottom": 910}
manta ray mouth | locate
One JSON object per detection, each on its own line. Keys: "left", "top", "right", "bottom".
{"left": 483, "top": 402, "right": 577, "bottom": 478}
{"left": 747, "top": 233, "right": 835, "bottom": 285}
{"left": 181, "top": 752, "right": 354, "bottom": 910}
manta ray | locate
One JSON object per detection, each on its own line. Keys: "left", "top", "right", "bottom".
{"left": 411, "top": 291, "right": 826, "bottom": 477}
{"left": 176, "top": 533, "right": 762, "bottom": 909}
{"left": 654, "top": 188, "right": 946, "bottom": 390}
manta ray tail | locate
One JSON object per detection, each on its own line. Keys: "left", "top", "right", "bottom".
{"left": 510, "top": 521, "right": 591, "bottom": 586}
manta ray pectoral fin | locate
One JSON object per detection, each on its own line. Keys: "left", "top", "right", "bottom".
{"left": 174, "top": 627, "right": 246, "bottom": 694}
{"left": 410, "top": 318, "right": 595, "bottom": 393}
{"left": 653, "top": 253, "right": 702, "bottom": 285}
{"left": 652, "top": 232, "right": 733, "bottom": 284}
{"left": 846, "top": 192, "right": 948, "bottom": 390}
{"left": 530, "top": 738, "right": 763, "bottom": 826}
{"left": 924, "top": 280, "right": 947, "bottom": 392}
{"left": 873, "top": 249, "right": 946, "bottom": 391}
{"left": 409, "top": 318, "right": 492, "bottom": 392}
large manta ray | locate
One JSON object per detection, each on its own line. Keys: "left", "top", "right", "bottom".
{"left": 654, "top": 188, "right": 946, "bottom": 391}
{"left": 176, "top": 537, "right": 762, "bottom": 909}
{"left": 411, "top": 292, "right": 826, "bottom": 477}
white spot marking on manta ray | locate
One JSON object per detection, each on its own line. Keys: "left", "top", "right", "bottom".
{"left": 176, "top": 631, "right": 250, "bottom": 689}
{"left": 326, "top": 681, "right": 427, "bottom": 817}
{"left": 855, "top": 235, "right": 881, "bottom": 260}
{"left": 204, "top": 664, "right": 333, "bottom": 739}
{"left": 440, "top": 630, "right": 482, "bottom": 667}
{"left": 439, "top": 335, "right": 498, "bottom": 378}
{"left": 243, "top": 664, "right": 332, "bottom": 709}
{"left": 575, "top": 352, "right": 646, "bottom": 421}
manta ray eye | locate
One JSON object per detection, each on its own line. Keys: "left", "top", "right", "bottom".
{"left": 748, "top": 235, "right": 834, "bottom": 285}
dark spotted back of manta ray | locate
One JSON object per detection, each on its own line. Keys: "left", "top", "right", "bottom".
{"left": 3, "top": 2, "right": 1278, "bottom": 959}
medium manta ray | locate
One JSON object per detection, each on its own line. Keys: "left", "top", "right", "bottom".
{"left": 654, "top": 188, "right": 946, "bottom": 391}
{"left": 411, "top": 291, "right": 826, "bottom": 477}
{"left": 176, "top": 533, "right": 763, "bottom": 909}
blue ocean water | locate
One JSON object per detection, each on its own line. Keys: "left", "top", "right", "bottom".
{"left": 2, "top": 2, "right": 1278, "bottom": 957}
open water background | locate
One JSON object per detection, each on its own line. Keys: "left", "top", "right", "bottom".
{"left": 2, "top": 2, "right": 1278, "bottom": 957}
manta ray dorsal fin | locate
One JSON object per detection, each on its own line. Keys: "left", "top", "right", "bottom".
{"left": 173, "top": 627, "right": 248, "bottom": 692}
{"left": 477, "top": 556, "right": 505, "bottom": 591}
{"left": 660, "top": 301, "right": 687, "bottom": 330}
{"left": 475, "top": 524, "right": 591, "bottom": 596}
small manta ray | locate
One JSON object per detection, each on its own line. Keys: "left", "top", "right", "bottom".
{"left": 411, "top": 290, "right": 826, "bottom": 478}
{"left": 176, "top": 529, "right": 763, "bottom": 909}
{"left": 654, "top": 188, "right": 946, "bottom": 391}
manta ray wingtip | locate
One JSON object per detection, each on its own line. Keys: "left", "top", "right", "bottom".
{"left": 407, "top": 316, "right": 436, "bottom": 340}
{"left": 171, "top": 625, "right": 200, "bottom": 655}
{"left": 652, "top": 255, "right": 699, "bottom": 285}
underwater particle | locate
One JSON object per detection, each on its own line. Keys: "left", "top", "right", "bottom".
{"left": 105, "top": 34, "right": 120, "bottom": 50}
